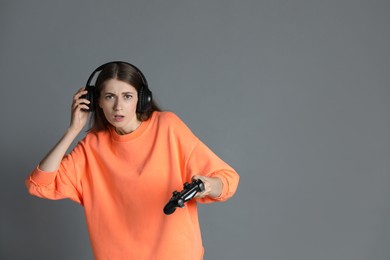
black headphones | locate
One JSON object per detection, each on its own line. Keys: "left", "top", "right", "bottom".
{"left": 84, "top": 61, "right": 152, "bottom": 113}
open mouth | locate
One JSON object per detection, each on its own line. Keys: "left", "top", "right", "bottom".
{"left": 114, "top": 115, "right": 125, "bottom": 122}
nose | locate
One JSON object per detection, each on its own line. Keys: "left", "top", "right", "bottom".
{"left": 113, "top": 98, "right": 122, "bottom": 111}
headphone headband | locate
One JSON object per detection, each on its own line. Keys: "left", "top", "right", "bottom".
{"left": 86, "top": 61, "right": 149, "bottom": 89}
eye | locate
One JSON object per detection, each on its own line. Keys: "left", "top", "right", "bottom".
{"left": 124, "top": 94, "right": 133, "bottom": 100}
{"left": 105, "top": 95, "right": 114, "bottom": 100}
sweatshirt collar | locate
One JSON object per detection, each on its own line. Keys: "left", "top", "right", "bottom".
{"left": 109, "top": 112, "right": 155, "bottom": 142}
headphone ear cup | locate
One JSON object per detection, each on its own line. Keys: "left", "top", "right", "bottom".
{"left": 83, "top": 85, "right": 95, "bottom": 112}
{"left": 137, "top": 86, "right": 152, "bottom": 113}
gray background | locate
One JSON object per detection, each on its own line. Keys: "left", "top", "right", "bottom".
{"left": 1, "top": 0, "right": 389, "bottom": 259}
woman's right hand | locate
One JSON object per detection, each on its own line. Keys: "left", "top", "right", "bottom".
{"left": 69, "top": 87, "right": 90, "bottom": 133}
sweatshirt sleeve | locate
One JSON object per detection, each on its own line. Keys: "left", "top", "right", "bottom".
{"left": 25, "top": 143, "right": 85, "bottom": 205}
{"left": 186, "top": 138, "right": 240, "bottom": 204}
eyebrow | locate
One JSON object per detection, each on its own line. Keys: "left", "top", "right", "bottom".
{"left": 103, "top": 91, "right": 136, "bottom": 95}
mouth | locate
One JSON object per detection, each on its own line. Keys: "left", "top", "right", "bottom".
{"left": 113, "top": 115, "right": 125, "bottom": 122}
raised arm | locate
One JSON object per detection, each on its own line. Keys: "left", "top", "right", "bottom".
{"left": 38, "top": 88, "right": 90, "bottom": 172}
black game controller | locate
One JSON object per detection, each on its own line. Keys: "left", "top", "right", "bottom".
{"left": 163, "top": 179, "right": 205, "bottom": 215}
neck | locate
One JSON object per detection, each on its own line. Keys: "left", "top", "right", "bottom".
{"left": 115, "top": 120, "right": 142, "bottom": 135}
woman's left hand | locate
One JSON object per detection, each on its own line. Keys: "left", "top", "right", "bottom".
{"left": 192, "top": 175, "right": 223, "bottom": 199}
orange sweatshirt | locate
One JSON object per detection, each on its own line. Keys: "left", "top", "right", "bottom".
{"left": 26, "top": 111, "right": 239, "bottom": 260}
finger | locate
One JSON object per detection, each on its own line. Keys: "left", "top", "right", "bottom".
{"left": 72, "top": 99, "right": 82, "bottom": 109}
{"left": 76, "top": 87, "right": 87, "bottom": 94}
{"left": 74, "top": 88, "right": 88, "bottom": 100}
{"left": 72, "top": 94, "right": 91, "bottom": 106}
{"left": 192, "top": 175, "right": 204, "bottom": 181}
{"left": 74, "top": 93, "right": 88, "bottom": 102}
{"left": 78, "top": 97, "right": 91, "bottom": 105}
{"left": 194, "top": 188, "right": 209, "bottom": 198}
{"left": 74, "top": 103, "right": 90, "bottom": 111}
{"left": 78, "top": 104, "right": 90, "bottom": 111}
{"left": 194, "top": 183, "right": 210, "bottom": 198}
{"left": 72, "top": 99, "right": 90, "bottom": 111}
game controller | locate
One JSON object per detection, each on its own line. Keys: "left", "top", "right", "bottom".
{"left": 163, "top": 179, "right": 205, "bottom": 215}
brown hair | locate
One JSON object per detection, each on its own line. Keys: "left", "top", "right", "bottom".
{"left": 88, "top": 62, "right": 161, "bottom": 132}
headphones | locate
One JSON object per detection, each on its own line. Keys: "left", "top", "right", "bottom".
{"left": 84, "top": 61, "right": 152, "bottom": 113}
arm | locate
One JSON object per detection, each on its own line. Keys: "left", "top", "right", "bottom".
{"left": 187, "top": 139, "right": 240, "bottom": 203}
{"left": 163, "top": 112, "right": 239, "bottom": 202}
{"left": 26, "top": 88, "right": 90, "bottom": 202}
{"left": 38, "top": 88, "right": 90, "bottom": 172}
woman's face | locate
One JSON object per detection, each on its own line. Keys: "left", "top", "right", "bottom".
{"left": 98, "top": 79, "right": 141, "bottom": 135}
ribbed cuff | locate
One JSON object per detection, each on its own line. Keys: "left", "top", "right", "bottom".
{"left": 29, "top": 166, "right": 57, "bottom": 186}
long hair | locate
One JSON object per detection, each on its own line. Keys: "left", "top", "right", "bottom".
{"left": 88, "top": 62, "right": 161, "bottom": 132}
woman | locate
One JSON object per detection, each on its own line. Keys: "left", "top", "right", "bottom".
{"left": 26, "top": 61, "right": 240, "bottom": 259}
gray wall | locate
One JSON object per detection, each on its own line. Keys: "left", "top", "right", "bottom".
{"left": 1, "top": 1, "right": 389, "bottom": 259}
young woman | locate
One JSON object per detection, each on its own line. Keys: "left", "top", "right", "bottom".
{"left": 26, "top": 61, "right": 239, "bottom": 260}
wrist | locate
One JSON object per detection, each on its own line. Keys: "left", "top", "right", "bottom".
{"left": 209, "top": 177, "right": 223, "bottom": 198}
{"left": 65, "top": 127, "right": 82, "bottom": 140}
{"left": 67, "top": 125, "right": 83, "bottom": 135}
